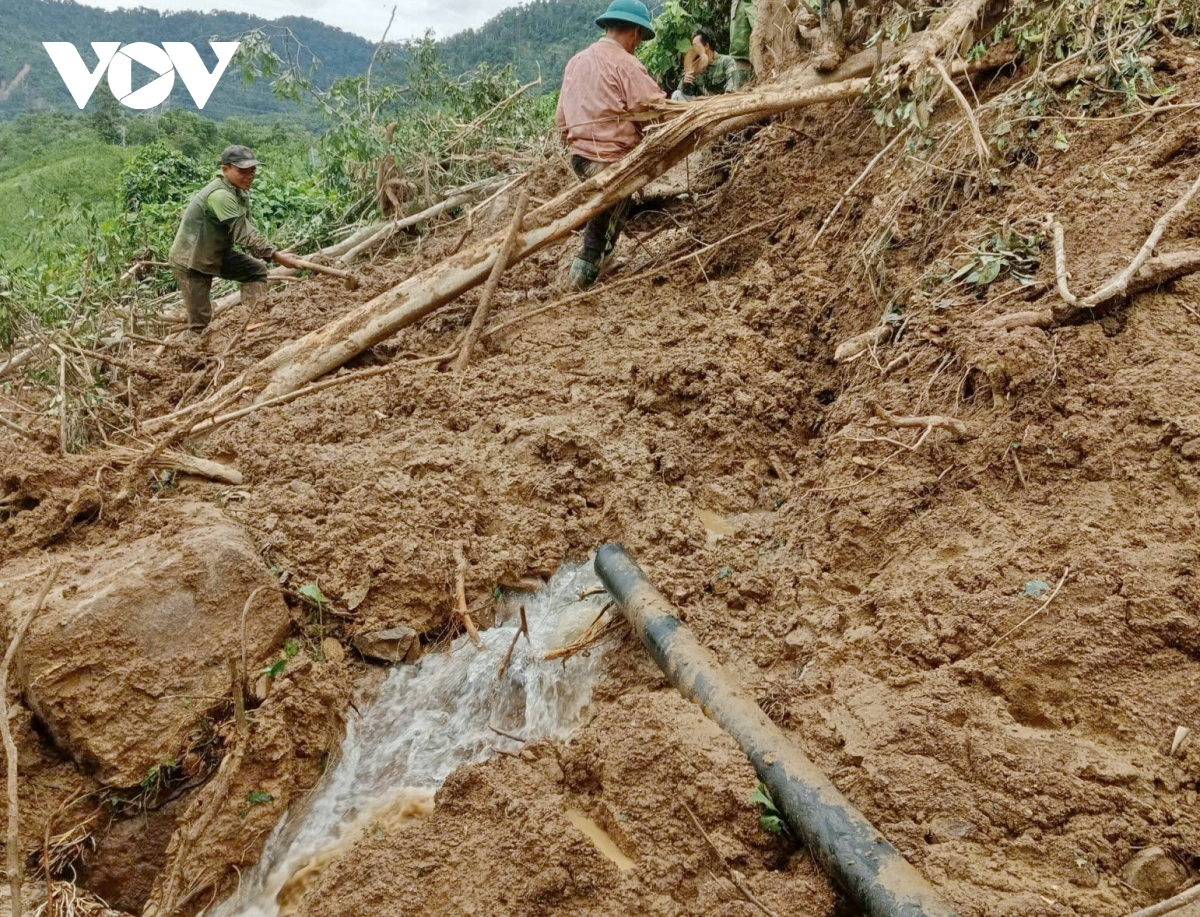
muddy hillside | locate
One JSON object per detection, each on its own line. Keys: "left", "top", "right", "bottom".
{"left": 2, "top": 3, "right": 1200, "bottom": 917}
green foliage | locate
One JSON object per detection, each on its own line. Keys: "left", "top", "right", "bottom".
{"left": 750, "top": 783, "right": 788, "bottom": 835}
{"left": 639, "top": 0, "right": 730, "bottom": 85}
{"left": 237, "top": 31, "right": 552, "bottom": 211}
{"left": 247, "top": 790, "right": 274, "bottom": 805}
{"left": 119, "top": 141, "right": 209, "bottom": 212}
{"left": 950, "top": 226, "right": 1042, "bottom": 291}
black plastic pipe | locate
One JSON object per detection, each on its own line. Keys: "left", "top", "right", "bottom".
{"left": 595, "top": 543, "right": 960, "bottom": 917}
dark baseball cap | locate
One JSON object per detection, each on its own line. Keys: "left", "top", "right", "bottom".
{"left": 220, "top": 145, "right": 261, "bottom": 168}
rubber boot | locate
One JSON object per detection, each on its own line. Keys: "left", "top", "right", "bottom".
{"left": 568, "top": 258, "right": 600, "bottom": 292}
{"left": 241, "top": 281, "right": 267, "bottom": 310}
{"left": 813, "top": 1, "right": 847, "bottom": 73}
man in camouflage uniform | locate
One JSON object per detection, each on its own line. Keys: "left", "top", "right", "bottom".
{"left": 728, "top": 0, "right": 756, "bottom": 89}
{"left": 671, "top": 30, "right": 736, "bottom": 100}
{"left": 168, "top": 144, "right": 299, "bottom": 332}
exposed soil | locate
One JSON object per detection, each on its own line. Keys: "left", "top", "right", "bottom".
{"left": 2, "top": 32, "right": 1200, "bottom": 917}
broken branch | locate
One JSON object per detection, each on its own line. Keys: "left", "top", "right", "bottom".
{"left": 990, "top": 567, "right": 1069, "bottom": 648}
{"left": 452, "top": 544, "right": 483, "bottom": 649}
{"left": 454, "top": 188, "right": 530, "bottom": 371}
{"left": 496, "top": 605, "right": 530, "bottom": 680}
{"left": 1124, "top": 882, "right": 1200, "bottom": 917}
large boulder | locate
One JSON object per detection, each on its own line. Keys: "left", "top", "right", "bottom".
{"left": 0, "top": 503, "right": 289, "bottom": 787}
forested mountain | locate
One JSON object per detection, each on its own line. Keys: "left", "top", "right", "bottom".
{"left": 0, "top": 0, "right": 598, "bottom": 121}
{"left": 439, "top": 0, "right": 597, "bottom": 87}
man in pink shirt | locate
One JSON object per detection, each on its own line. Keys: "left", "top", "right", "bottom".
{"left": 556, "top": 0, "right": 666, "bottom": 290}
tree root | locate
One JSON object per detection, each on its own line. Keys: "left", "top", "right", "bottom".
{"left": 835, "top": 325, "right": 892, "bottom": 362}
{"left": 872, "top": 404, "right": 971, "bottom": 438}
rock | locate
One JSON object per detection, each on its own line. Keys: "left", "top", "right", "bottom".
{"left": 1122, "top": 846, "right": 1186, "bottom": 899}
{"left": 926, "top": 815, "right": 976, "bottom": 844}
{"left": 321, "top": 637, "right": 346, "bottom": 664}
{"left": 353, "top": 626, "right": 421, "bottom": 664}
{"left": 1180, "top": 438, "right": 1200, "bottom": 460}
{"left": 1, "top": 504, "right": 289, "bottom": 787}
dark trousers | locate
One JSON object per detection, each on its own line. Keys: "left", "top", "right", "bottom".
{"left": 571, "top": 155, "right": 633, "bottom": 266}
{"left": 172, "top": 251, "right": 268, "bottom": 330}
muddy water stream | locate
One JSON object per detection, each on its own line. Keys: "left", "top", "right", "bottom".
{"left": 210, "top": 560, "right": 613, "bottom": 917}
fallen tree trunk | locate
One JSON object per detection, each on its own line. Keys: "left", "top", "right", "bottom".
{"left": 143, "top": 75, "right": 870, "bottom": 435}
{"left": 339, "top": 177, "right": 507, "bottom": 264}
{"left": 594, "top": 544, "right": 960, "bottom": 917}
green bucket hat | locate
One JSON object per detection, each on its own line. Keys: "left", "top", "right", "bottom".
{"left": 596, "top": 0, "right": 656, "bottom": 39}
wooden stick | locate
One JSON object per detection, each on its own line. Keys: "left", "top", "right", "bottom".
{"left": 0, "top": 415, "right": 35, "bottom": 441}
{"left": 452, "top": 544, "right": 483, "bottom": 648}
{"left": 1124, "top": 882, "right": 1200, "bottom": 917}
{"left": 990, "top": 567, "right": 1069, "bottom": 647}
{"left": 340, "top": 179, "right": 505, "bottom": 264}
{"left": 454, "top": 189, "right": 530, "bottom": 371}
{"left": 496, "top": 605, "right": 530, "bottom": 680}
{"left": 108, "top": 446, "right": 243, "bottom": 485}
{"left": 1047, "top": 217, "right": 1079, "bottom": 306}
{"left": 3, "top": 563, "right": 60, "bottom": 917}
{"left": 682, "top": 803, "right": 779, "bottom": 917}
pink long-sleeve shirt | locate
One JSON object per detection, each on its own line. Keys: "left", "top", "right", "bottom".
{"left": 555, "top": 37, "right": 666, "bottom": 163}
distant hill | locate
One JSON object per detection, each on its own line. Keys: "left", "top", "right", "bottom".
{"left": 0, "top": 0, "right": 599, "bottom": 121}
{"left": 439, "top": 0, "right": 598, "bottom": 88}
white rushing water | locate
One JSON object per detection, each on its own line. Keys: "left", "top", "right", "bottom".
{"left": 211, "top": 559, "right": 613, "bottom": 917}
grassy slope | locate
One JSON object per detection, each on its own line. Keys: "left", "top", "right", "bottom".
{"left": 0, "top": 129, "right": 128, "bottom": 254}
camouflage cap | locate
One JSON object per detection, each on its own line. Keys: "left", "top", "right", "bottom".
{"left": 219, "top": 144, "right": 261, "bottom": 168}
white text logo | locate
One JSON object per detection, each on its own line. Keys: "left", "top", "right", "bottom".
{"left": 42, "top": 41, "right": 240, "bottom": 110}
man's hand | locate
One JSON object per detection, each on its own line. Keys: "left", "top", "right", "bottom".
{"left": 273, "top": 250, "right": 301, "bottom": 270}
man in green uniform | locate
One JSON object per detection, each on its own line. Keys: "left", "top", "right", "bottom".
{"left": 728, "top": 0, "right": 756, "bottom": 89}
{"left": 168, "top": 145, "right": 299, "bottom": 332}
{"left": 672, "top": 30, "right": 736, "bottom": 100}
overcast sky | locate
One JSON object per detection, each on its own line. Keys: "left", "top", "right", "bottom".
{"left": 81, "top": 0, "right": 520, "bottom": 42}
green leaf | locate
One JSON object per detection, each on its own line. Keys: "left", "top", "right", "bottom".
{"left": 262, "top": 658, "right": 288, "bottom": 678}
{"left": 246, "top": 790, "right": 273, "bottom": 805}
{"left": 299, "top": 583, "right": 328, "bottom": 607}
{"left": 759, "top": 814, "right": 786, "bottom": 835}
{"left": 1053, "top": 130, "right": 1070, "bottom": 152}
{"left": 977, "top": 258, "right": 1003, "bottom": 285}
{"left": 749, "top": 784, "right": 775, "bottom": 810}
{"left": 284, "top": 640, "right": 300, "bottom": 659}
{"left": 1024, "top": 579, "right": 1050, "bottom": 598}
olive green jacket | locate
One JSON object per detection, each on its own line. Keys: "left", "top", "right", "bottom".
{"left": 730, "top": 0, "right": 757, "bottom": 60}
{"left": 168, "top": 176, "right": 277, "bottom": 275}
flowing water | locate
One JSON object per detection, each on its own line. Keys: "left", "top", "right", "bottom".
{"left": 211, "top": 560, "right": 613, "bottom": 917}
